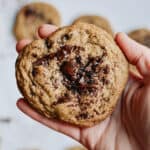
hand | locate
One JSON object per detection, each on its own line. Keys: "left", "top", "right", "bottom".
{"left": 16, "top": 24, "right": 150, "bottom": 150}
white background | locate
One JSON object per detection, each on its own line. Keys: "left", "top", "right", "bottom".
{"left": 0, "top": 0, "right": 149, "bottom": 149}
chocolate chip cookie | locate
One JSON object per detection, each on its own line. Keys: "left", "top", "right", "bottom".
{"left": 67, "top": 146, "right": 86, "bottom": 150}
{"left": 128, "top": 28, "right": 150, "bottom": 48}
{"left": 72, "top": 15, "right": 114, "bottom": 36}
{"left": 128, "top": 28, "right": 150, "bottom": 75}
{"left": 16, "top": 23, "right": 128, "bottom": 127}
{"left": 14, "top": 2, "right": 61, "bottom": 40}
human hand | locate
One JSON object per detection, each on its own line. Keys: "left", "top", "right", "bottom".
{"left": 16, "top": 24, "right": 150, "bottom": 150}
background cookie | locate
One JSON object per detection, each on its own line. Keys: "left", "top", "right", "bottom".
{"left": 67, "top": 146, "right": 86, "bottom": 150}
{"left": 72, "top": 15, "right": 114, "bottom": 36}
{"left": 128, "top": 28, "right": 150, "bottom": 76}
{"left": 14, "top": 2, "right": 61, "bottom": 40}
{"left": 128, "top": 28, "right": 150, "bottom": 48}
{"left": 16, "top": 23, "right": 128, "bottom": 127}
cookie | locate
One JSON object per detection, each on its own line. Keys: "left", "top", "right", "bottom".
{"left": 128, "top": 28, "right": 150, "bottom": 48}
{"left": 16, "top": 23, "right": 128, "bottom": 127}
{"left": 128, "top": 28, "right": 150, "bottom": 76}
{"left": 14, "top": 2, "right": 61, "bottom": 40}
{"left": 72, "top": 15, "right": 114, "bottom": 36}
{"left": 67, "top": 146, "right": 86, "bottom": 150}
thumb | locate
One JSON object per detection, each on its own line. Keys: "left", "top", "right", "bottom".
{"left": 115, "top": 33, "right": 150, "bottom": 80}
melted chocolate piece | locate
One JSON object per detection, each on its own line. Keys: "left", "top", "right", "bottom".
{"left": 32, "top": 45, "right": 109, "bottom": 96}
{"left": 61, "top": 56, "right": 106, "bottom": 94}
{"left": 24, "top": 7, "right": 44, "bottom": 20}
{"left": 24, "top": 7, "right": 36, "bottom": 17}
{"left": 75, "top": 56, "right": 82, "bottom": 64}
{"left": 45, "top": 39, "right": 53, "bottom": 49}
{"left": 33, "top": 45, "right": 84, "bottom": 66}
{"left": 76, "top": 112, "right": 89, "bottom": 119}
{"left": 32, "top": 53, "right": 37, "bottom": 58}
{"left": 57, "top": 34, "right": 72, "bottom": 46}
{"left": 101, "top": 77, "right": 109, "bottom": 85}
{"left": 93, "top": 109, "right": 100, "bottom": 115}
{"left": 56, "top": 45, "right": 71, "bottom": 60}
{"left": 33, "top": 55, "right": 50, "bottom": 67}
{"left": 61, "top": 34, "right": 71, "bottom": 42}
{"left": 32, "top": 68, "right": 38, "bottom": 77}
{"left": 60, "top": 61, "right": 76, "bottom": 81}
{"left": 103, "top": 65, "right": 110, "bottom": 74}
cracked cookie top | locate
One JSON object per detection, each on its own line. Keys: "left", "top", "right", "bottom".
{"left": 16, "top": 23, "right": 128, "bottom": 126}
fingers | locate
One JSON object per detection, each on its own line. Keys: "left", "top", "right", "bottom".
{"left": 16, "top": 24, "right": 58, "bottom": 53}
{"left": 115, "top": 33, "right": 150, "bottom": 78}
{"left": 17, "top": 99, "right": 80, "bottom": 141}
{"left": 16, "top": 39, "right": 31, "bottom": 53}
{"left": 38, "top": 24, "right": 58, "bottom": 38}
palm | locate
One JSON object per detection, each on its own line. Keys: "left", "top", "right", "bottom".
{"left": 79, "top": 77, "right": 149, "bottom": 150}
{"left": 16, "top": 25, "right": 150, "bottom": 150}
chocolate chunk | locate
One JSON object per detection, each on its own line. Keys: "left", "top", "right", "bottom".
{"left": 24, "top": 7, "right": 36, "bottom": 17}
{"left": 57, "top": 34, "right": 72, "bottom": 46}
{"left": 100, "top": 46, "right": 105, "bottom": 49}
{"left": 60, "top": 61, "right": 76, "bottom": 80}
{"left": 103, "top": 65, "right": 110, "bottom": 74}
{"left": 61, "top": 56, "right": 103, "bottom": 94}
{"left": 85, "top": 70, "right": 93, "bottom": 77}
{"left": 77, "top": 113, "right": 89, "bottom": 119}
{"left": 93, "top": 109, "right": 100, "bottom": 115}
{"left": 75, "top": 56, "right": 82, "bottom": 64}
{"left": 33, "top": 45, "right": 84, "bottom": 68}
{"left": 24, "top": 7, "right": 44, "bottom": 20}
{"left": 56, "top": 46, "right": 70, "bottom": 60}
{"left": 45, "top": 39, "right": 53, "bottom": 49}
{"left": 37, "top": 45, "right": 84, "bottom": 62}
{"left": 32, "top": 53, "right": 37, "bottom": 58}
{"left": 33, "top": 56, "right": 49, "bottom": 67}
{"left": 101, "top": 77, "right": 109, "bottom": 85}
{"left": 32, "top": 68, "right": 38, "bottom": 77}
{"left": 61, "top": 34, "right": 71, "bottom": 42}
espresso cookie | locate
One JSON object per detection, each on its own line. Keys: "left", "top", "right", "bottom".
{"left": 14, "top": 2, "right": 61, "bottom": 40}
{"left": 16, "top": 23, "right": 128, "bottom": 127}
{"left": 72, "top": 15, "right": 114, "bottom": 36}
{"left": 128, "top": 28, "right": 150, "bottom": 48}
{"left": 128, "top": 28, "right": 150, "bottom": 76}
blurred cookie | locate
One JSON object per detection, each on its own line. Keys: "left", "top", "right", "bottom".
{"left": 128, "top": 28, "right": 150, "bottom": 48}
{"left": 14, "top": 2, "right": 61, "bottom": 40}
{"left": 72, "top": 15, "right": 114, "bottom": 36}
{"left": 16, "top": 23, "right": 128, "bottom": 127}
{"left": 67, "top": 146, "right": 86, "bottom": 150}
{"left": 128, "top": 28, "right": 150, "bottom": 76}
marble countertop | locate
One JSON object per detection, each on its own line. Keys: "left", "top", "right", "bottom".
{"left": 0, "top": 0, "right": 149, "bottom": 149}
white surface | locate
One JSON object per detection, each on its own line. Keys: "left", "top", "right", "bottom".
{"left": 0, "top": 0, "right": 149, "bottom": 150}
